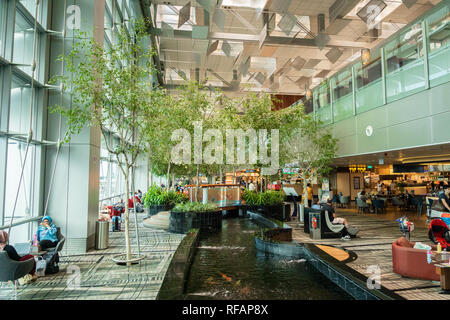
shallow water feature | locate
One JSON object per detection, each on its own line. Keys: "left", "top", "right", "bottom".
{"left": 185, "top": 217, "right": 352, "bottom": 300}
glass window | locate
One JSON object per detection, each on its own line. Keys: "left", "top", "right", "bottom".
{"left": 4, "top": 140, "right": 36, "bottom": 231}
{"left": 314, "top": 83, "right": 332, "bottom": 124}
{"left": 355, "top": 49, "right": 383, "bottom": 114}
{"left": 302, "top": 97, "right": 313, "bottom": 114}
{"left": 427, "top": 5, "right": 450, "bottom": 87}
{"left": 13, "top": 9, "right": 42, "bottom": 78}
{"left": 385, "top": 23, "right": 426, "bottom": 102}
{"left": 314, "top": 82, "right": 330, "bottom": 109}
{"left": 0, "top": 0, "right": 6, "bottom": 57}
{"left": 9, "top": 77, "right": 36, "bottom": 134}
{"left": 331, "top": 67, "right": 353, "bottom": 122}
{"left": 19, "top": 0, "right": 44, "bottom": 23}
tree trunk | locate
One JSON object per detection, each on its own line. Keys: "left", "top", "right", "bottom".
{"left": 124, "top": 173, "right": 132, "bottom": 266}
{"left": 195, "top": 164, "right": 200, "bottom": 202}
{"left": 303, "top": 174, "right": 309, "bottom": 208}
{"left": 260, "top": 170, "right": 264, "bottom": 192}
{"left": 219, "top": 165, "right": 223, "bottom": 184}
{"left": 166, "top": 162, "right": 171, "bottom": 191}
{"left": 147, "top": 152, "right": 151, "bottom": 188}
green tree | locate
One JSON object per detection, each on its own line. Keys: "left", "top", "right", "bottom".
{"left": 283, "top": 108, "right": 338, "bottom": 207}
{"left": 51, "top": 20, "right": 156, "bottom": 264}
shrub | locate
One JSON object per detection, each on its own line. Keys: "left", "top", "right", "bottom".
{"left": 142, "top": 185, "right": 188, "bottom": 207}
{"left": 242, "top": 189, "right": 285, "bottom": 206}
{"left": 172, "top": 202, "right": 219, "bottom": 213}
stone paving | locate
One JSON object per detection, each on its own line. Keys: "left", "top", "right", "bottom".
{"left": 0, "top": 212, "right": 185, "bottom": 300}
{"left": 288, "top": 205, "right": 450, "bottom": 300}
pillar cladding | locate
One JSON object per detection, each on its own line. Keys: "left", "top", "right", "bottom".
{"left": 44, "top": 0, "right": 105, "bottom": 254}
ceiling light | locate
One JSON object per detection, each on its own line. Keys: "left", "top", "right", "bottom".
{"left": 361, "top": 48, "right": 370, "bottom": 65}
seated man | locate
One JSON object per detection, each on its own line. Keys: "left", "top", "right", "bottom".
{"left": 322, "top": 199, "right": 349, "bottom": 227}
{"left": 311, "top": 198, "right": 321, "bottom": 210}
{"left": 439, "top": 186, "right": 450, "bottom": 212}
{"left": 322, "top": 199, "right": 352, "bottom": 240}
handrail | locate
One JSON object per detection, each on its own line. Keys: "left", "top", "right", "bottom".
{"left": 0, "top": 216, "right": 43, "bottom": 231}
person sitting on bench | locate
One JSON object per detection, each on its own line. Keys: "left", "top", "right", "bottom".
{"left": 439, "top": 186, "right": 450, "bottom": 212}
{"left": 322, "top": 199, "right": 352, "bottom": 240}
{"left": 322, "top": 199, "right": 349, "bottom": 227}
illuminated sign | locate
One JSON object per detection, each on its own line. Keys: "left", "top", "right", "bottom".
{"left": 349, "top": 165, "right": 367, "bottom": 173}
{"left": 282, "top": 168, "right": 299, "bottom": 175}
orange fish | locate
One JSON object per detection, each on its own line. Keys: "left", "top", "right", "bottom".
{"left": 219, "top": 272, "right": 232, "bottom": 282}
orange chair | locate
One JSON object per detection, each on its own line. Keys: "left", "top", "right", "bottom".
{"left": 392, "top": 237, "right": 439, "bottom": 281}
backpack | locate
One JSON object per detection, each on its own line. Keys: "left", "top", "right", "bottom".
{"left": 43, "top": 251, "right": 60, "bottom": 275}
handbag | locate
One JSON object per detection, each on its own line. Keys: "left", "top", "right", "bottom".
{"left": 36, "top": 256, "right": 47, "bottom": 277}
{"left": 346, "top": 226, "right": 359, "bottom": 237}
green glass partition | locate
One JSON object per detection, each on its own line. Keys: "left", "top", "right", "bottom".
{"left": 331, "top": 66, "right": 353, "bottom": 122}
{"left": 314, "top": 83, "right": 332, "bottom": 124}
{"left": 355, "top": 48, "right": 383, "bottom": 114}
{"left": 427, "top": 5, "right": 450, "bottom": 88}
{"left": 385, "top": 23, "right": 426, "bottom": 103}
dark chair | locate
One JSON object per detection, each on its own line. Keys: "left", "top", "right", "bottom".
{"left": 0, "top": 251, "right": 34, "bottom": 299}
{"left": 303, "top": 207, "right": 345, "bottom": 238}
{"left": 356, "top": 198, "right": 369, "bottom": 213}
{"left": 372, "top": 199, "right": 385, "bottom": 214}
{"left": 413, "top": 196, "right": 424, "bottom": 217}
{"left": 47, "top": 227, "right": 65, "bottom": 255}
{"left": 339, "top": 196, "right": 349, "bottom": 208}
{"left": 392, "top": 197, "right": 404, "bottom": 210}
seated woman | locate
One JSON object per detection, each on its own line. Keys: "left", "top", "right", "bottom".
{"left": 36, "top": 216, "right": 59, "bottom": 251}
{"left": 0, "top": 230, "right": 36, "bottom": 283}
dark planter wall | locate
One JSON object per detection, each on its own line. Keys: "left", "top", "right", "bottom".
{"left": 169, "top": 210, "right": 222, "bottom": 234}
{"left": 257, "top": 204, "right": 284, "bottom": 221}
{"left": 147, "top": 204, "right": 175, "bottom": 217}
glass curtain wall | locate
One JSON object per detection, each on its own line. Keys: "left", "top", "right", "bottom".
{"left": 310, "top": 1, "right": 450, "bottom": 124}
{"left": 427, "top": 5, "right": 450, "bottom": 87}
{"left": 0, "top": 0, "right": 47, "bottom": 244}
{"left": 355, "top": 47, "right": 383, "bottom": 113}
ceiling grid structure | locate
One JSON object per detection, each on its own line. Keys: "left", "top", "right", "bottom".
{"left": 151, "top": 0, "right": 444, "bottom": 95}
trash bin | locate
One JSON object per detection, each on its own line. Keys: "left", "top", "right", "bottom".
{"left": 95, "top": 221, "right": 110, "bottom": 250}
{"left": 309, "top": 212, "right": 321, "bottom": 240}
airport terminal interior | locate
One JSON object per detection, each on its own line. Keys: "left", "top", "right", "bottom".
{"left": 0, "top": 0, "right": 450, "bottom": 301}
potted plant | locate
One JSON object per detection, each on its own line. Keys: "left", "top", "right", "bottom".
{"left": 142, "top": 185, "right": 188, "bottom": 217}
{"left": 242, "top": 190, "right": 286, "bottom": 221}
{"left": 169, "top": 202, "right": 222, "bottom": 234}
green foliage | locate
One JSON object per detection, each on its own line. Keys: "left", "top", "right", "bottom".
{"left": 242, "top": 190, "right": 285, "bottom": 206}
{"left": 142, "top": 185, "right": 188, "bottom": 207}
{"left": 172, "top": 202, "right": 219, "bottom": 213}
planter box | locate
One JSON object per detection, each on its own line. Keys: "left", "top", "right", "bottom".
{"left": 146, "top": 204, "right": 174, "bottom": 218}
{"left": 256, "top": 204, "right": 284, "bottom": 221}
{"left": 169, "top": 210, "right": 222, "bottom": 234}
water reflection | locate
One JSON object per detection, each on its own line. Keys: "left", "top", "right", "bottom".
{"left": 185, "top": 218, "right": 352, "bottom": 300}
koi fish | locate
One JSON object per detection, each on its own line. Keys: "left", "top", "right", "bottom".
{"left": 219, "top": 272, "right": 232, "bottom": 282}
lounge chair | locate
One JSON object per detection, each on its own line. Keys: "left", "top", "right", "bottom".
{"left": 0, "top": 251, "right": 34, "bottom": 299}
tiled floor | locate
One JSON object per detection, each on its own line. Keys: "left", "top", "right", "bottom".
{"left": 0, "top": 213, "right": 185, "bottom": 300}
{"left": 288, "top": 205, "right": 450, "bottom": 300}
